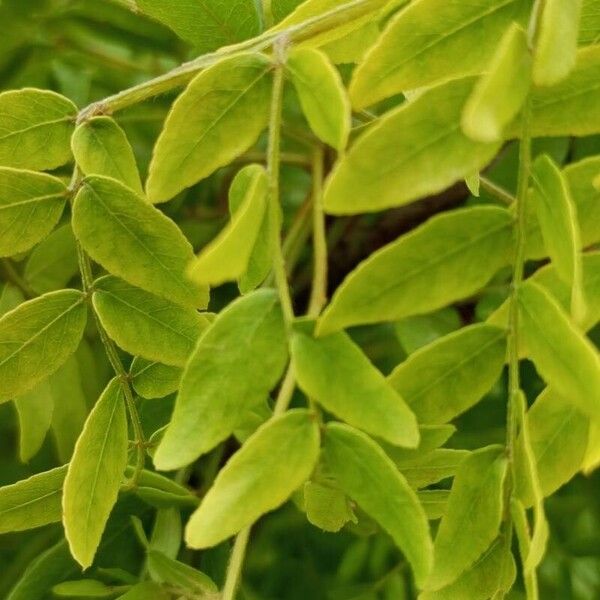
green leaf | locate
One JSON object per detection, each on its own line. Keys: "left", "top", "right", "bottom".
{"left": 527, "top": 45, "right": 600, "bottom": 136}
{"left": 13, "top": 379, "right": 54, "bottom": 463}
{"left": 187, "top": 164, "right": 268, "bottom": 286}
{"left": 72, "top": 116, "right": 143, "bottom": 194}
{"left": 93, "top": 275, "right": 210, "bottom": 367}
{"left": 324, "top": 78, "right": 502, "bottom": 214}
{"left": 531, "top": 154, "right": 586, "bottom": 321}
{"left": 185, "top": 409, "right": 320, "bottom": 548}
{"left": 116, "top": 582, "right": 169, "bottom": 600}
{"left": 304, "top": 480, "right": 356, "bottom": 532}
{"left": 417, "top": 490, "right": 450, "bottom": 521}
{"left": 228, "top": 165, "right": 273, "bottom": 293}
{"left": 318, "top": 206, "right": 512, "bottom": 334}
{"left": 146, "top": 53, "right": 271, "bottom": 203}
{"left": 154, "top": 290, "right": 287, "bottom": 470}
{"left": 292, "top": 329, "right": 419, "bottom": 447}
{"left": 580, "top": 0, "right": 600, "bottom": 44}
{"left": 349, "top": 0, "right": 531, "bottom": 109}
{"left": 72, "top": 175, "right": 208, "bottom": 309}
{"left": 397, "top": 449, "right": 470, "bottom": 489}
{"left": 518, "top": 281, "right": 600, "bottom": 421}
{"left": 514, "top": 388, "right": 589, "bottom": 503}
{"left": 130, "top": 357, "right": 182, "bottom": 399}
{"left": 0, "top": 167, "right": 67, "bottom": 257}
{"left": 382, "top": 424, "right": 457, "bottom": 464}
{"left": 63, "top": 378, "right": 129, "bottom": 569}
{"left": 135, "top": 0, "right": 260, "bottom": 52}
{"left": 0, "top": 89, "right": 76, "bottom": 170}
{"left": 0, "top": 465, "right": 67, "bottom": 534}
{"left": 323, "top": 423, "right": 432, "bottom": 588}
{"left": 24, "top": 224, "right": 78, "bottom": 294}
{"left": 389, "top": 324, "right": 507, "bottom": 424}
{"left": 287, "top": 47, "right": 350, "bottom": 150}
{"left": 533, "top": 0, "right": 583, "bottom": 86}
{"left": 426, "top": 446, "right": 508, "bottom": 591}
{"left": 0, "top": 289, "right": 87, "bottom": 403}
{"left": 52, "top": 579, "right": 115, "bottom": 598}
{"left": 462, "top": 24, "right": 531, "bottom": 143}
{"left": 510, "top": 499, "right": 539, "bottom": 600}
{"left": 147, "top": 550, "right": 217, "bottom": 593}
{"left": 419, "top": 536, "right": 515, "bottom": 600}
{"left": 130, "top": 468, "right": 199, "bottom": 509}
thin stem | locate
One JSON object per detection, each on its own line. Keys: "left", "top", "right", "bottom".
{"left": 235, "top": 150, "right": 311, "bottom": 168}
{"left": 273, "top": 365, "right": 296, "bottom": 416}
{"left": 267, "top": 53, "right": 295, "bottom": 327}
{"left": 480, "top": 176, "right": 515, "bottom": 206}
{"left": 507, "top": 98, "right": 532, "bottom": 456}
{"left": 0, "top": 259, "right": 36, "bottom": 299}
{"left": 77, "top": 0, "right": 386, "bottom": 119}
{"left": 307, "top": 145, "right": 328, "bottom": 317}
{"left": 222, "top": 527, "right": 251, "bottom": 600}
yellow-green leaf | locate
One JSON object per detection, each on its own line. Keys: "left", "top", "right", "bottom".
{"left": 154, "top": 290, "right": 287, "bottom": 470}
{"left": 146, "top": 53, "right": 271, "bottom": 203}
{"left": 0, "top": 290, "right": 87, "bottom": 403}
{"left": 318, "top": 206, "right": 513, "bottom": 334}
{"left": 0, "top": 168, "right": 67, "bottom": 257}
{"left": 323, "top": 423, "right": 433, "bottom": 588}
{"left": 72, "top": 175, "right": 208, "bottom": 309}
{"left": 130, "top": 357, "right": 182, "bottom": 400}
{"left": 93, "top": 275, "right": 210, "bottom": 367}
{"left": 63, "top": 378, "right": 129, "bottom": 569}
{"left": 287, "top": 47, "right": 350, "bottom": 150}
{"left": 0, "top": 89, "right": 76, "bottom": 170}
{"left": 187, "top": 164, "right": 267, "bottom": 286}
{"left": 462, "top": 24, "right": 531, "bottom": 143}
{"left": 292, "top": 329, "right": 419, "bottom": 447}
{"left": 185, "top": 410, "right": 320, "bottom": 548}
{"left": 324, "top": 78, "right": 502, "bottom": 214}
{"left": 533, "top": 0, "right": 583, "bottom": 86}
{"left": 72, "top": 116, "right": 143, "bottom": 194}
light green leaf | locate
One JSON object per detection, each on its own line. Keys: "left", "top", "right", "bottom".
{"left": 531, "top": 154, "right": 586, "bottom": 321}
{"left": 117, "top": 582, "right": 169, "bottom": 600}
{"left": 382, "top": 424, "right": 456, "bottom": 464}
{"left": 292, "top": 329, "right": 419, "bottom": 447}
{"left": 72, "top": 175, "right": 208, "bottom": 309}
{"left": 24, "top": 224, "right": 78, "bottom": 294}
{"left": 397, "top": 449, "right": 470, "bottom": 489}
{"left": 510, "top": 498, "right": 539, "bottom": 600}
{"left": 147, "top": 550, "right": 217, "bottom": 593}
{"left": 465, "top": 172, "right": 481, "bottom": 197}
{"left": 324, "top": 78, "right": 502, "bottom": 214}
{"left": 0, "top": 89, "right": 76, "bottom": 170}
{"left": 0, "top": 283, "right": 24, "bottom": 316}
{"left": 389, "top": 324, "right": 507, "bottom": 424}
{"left": 394, "top": 307, "right": 462, "bottom": 355}
{"left": 154, "top": 290, "right": 287, "bottom": 470}
{"left": 418, "top": 490, "right": 450, "bottom": 521}
{"left": 427, "top": 446, "right": 508, "bottom": 591}
{"left": 304, "top": 480, "right": 356, "bottom": 532}
{"left": 514, "top": 388, "right": 589, "bottom": 504}
{"left": 513, "top": 391, "right": 548, "bottom": 574}
{"left": 187, "top": 164, "right": 267, "bottom": 286}
{"left": 0, "top": 289, "right": 87, "bottom": 403}
{"left": 146, "top": 53, "right": 271, "bottom": 203}
{"left": 527, "top": 45, "right": 600, "bottom": 136}
{"left": 518, "top": 281, "right": 600, "bottom": 421}
{"left": 0, "top": 167, "right": 67, "bottom": 257}
{"left": 462, "top": 23, "right": 531, "bottom": 143}
{"left": 580, "top": 0, "right": 600, "bottom": 45}
{"left": 14, "top": 379, "right": 54, "bottom": 463}
{"left": 93, "top": 275, "right": 210, "bottom": 367}
{"left": 318, "top": 206, "right": 513, "bottom": 334}
{"left": 0, "top": 465, "right": 67, "bottom": 534}
{"left": 323, "top": 423, "right": 432, "bottom": 588}
{"left": 63, "top": 378, "right": 129, "bottom": 568}
{"left": 72, "top": 116, "right": 143, "bottom": 194}
{"left": 52, "top": 580, "right": 115, "bottom": 598}
{"left": 321, "top": 21, "right": 380, "bottom": 65}
{"left": 135, "top": 0, "right": 260, "bottom": 52}
{"left": 419, "top": 536, "right": 515, "bottom": 600}
{"left": 228, "top": 164, "right": 273, "bottom": 293}
{"left": 130, "top": 357, "right": 182, "bottom": 399}
{"left": 349, "top": 0, "right": 531, "bottom": 109}
{"left": 533, "top": 0, "right": 583, "bottom": 86}
{"left": 185, "top": 409, "right": 320, "bottom": 548}
{"left": 583, "top": 422, "right": 600, "bottom": 474}
{"left": 130, "top": 468, "right": 199, "bottom": 509}
{"left": 287, "top": 47, "right": 350, "bottom": 150}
